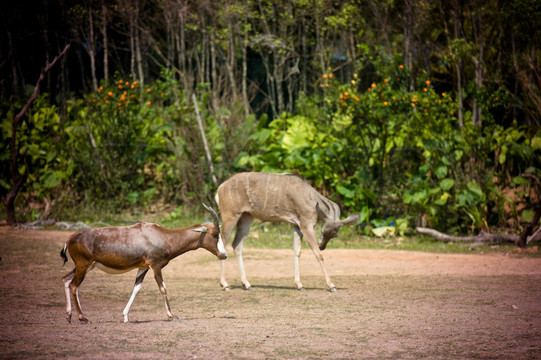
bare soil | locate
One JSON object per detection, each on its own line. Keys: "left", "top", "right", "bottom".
{"left": 0, "top": 227, "right": 540, "bottom": 359}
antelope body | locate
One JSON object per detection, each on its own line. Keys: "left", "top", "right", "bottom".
{"left": 216, "top": 172, "right": 359, "bottom": 291}
{"left": 60, "top": 205, "right": 226, "bottom": 324}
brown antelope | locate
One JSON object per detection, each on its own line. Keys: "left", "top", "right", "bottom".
{"left": 216, "top": 172, "right": 359, "bottom": 292}
{"left": 60, "top": 204, "right": 227, "bottom": 324}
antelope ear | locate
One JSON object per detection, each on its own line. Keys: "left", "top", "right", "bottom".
{"left": 340, "top": 214, "right": 360, "bottom": 226}
{"left": 193, "top": 226, "right": 208, "bottom": 233}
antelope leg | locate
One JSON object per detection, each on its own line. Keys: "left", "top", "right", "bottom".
{"left": 122, "top": 268, "right": 149, "bottom": 323}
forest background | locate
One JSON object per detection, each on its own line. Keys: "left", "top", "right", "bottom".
{"left": 1, "top": 0, "right": 540, "bottom": 238}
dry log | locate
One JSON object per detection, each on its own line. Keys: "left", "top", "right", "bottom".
{"left": 416, "top": 227, "right": 541, "bottom": 245}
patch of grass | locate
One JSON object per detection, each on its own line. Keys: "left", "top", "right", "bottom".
{"left": 37, "top": 206, "right": 541, "bottom": 257}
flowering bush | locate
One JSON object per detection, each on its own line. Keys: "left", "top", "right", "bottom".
{"left": 237, "top": 60, "right": 538, "bottom": 234}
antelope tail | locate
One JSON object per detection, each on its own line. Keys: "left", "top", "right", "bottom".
{"left": 60, "top": 244, "right": 68, "bottom": 265}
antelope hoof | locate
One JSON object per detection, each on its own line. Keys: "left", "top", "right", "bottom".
{"left": 78, "top": 317, "right": 91, "bottom": 325}
{"left": 298, "top": 287, "right": 305, "bottom": 291}
{"left": 242, "top": 282, "right": 252, "bottom": 290}
{"left": 329, "top": 287, "right": 337, "bottom": 293}
{"left": 66, "top": 313, "right": 72, "bottom": 324}
{"left": 169, "top": 315, "right": 180, "bottom": 322}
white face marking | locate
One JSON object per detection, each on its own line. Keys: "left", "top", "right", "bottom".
{"left": 217, "top": 234, "right": 227, "bottom": 258}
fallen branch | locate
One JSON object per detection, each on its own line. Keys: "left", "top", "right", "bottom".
{"left": 416, "top": 227, "right": 541, "bottom": 246}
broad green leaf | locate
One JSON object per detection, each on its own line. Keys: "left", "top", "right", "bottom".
{"left": 440, "top": 178, "right": 455, "bottom": 190}
{"left": 126, "top": 192, "right": 139, "bottom": 204}
{"left": 43, "top": 172, "right": 62, "bottom": 188}
{"left": 372, "top": 226, "right": 395, "bottom": 237}
{"left": 466, "top": 181, "right": 483, "bottom": 198}
{"left": 360, "top": 206, "right": 371, "bottom": 223}
{"left": 336, "top": 184, "right": 355, "bottom": 199}
{"left": 434, "top": 192, "right": 450, "bottom": 206}
{"left": 531, "top": 136, "right": 541, "bottom": 151}
{"left": 521, "top": 209, "right": 535, "bottom": 223}
{"left": 435, "top": 164, "right": 448, "bottom": 179}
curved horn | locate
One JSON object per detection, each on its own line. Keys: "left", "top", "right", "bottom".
{"left": 202, "top": 203, "right": 220, "bottom": 227}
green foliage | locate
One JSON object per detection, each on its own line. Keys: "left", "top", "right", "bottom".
{"left": 237, "top": 58, "right": 540, "bottom": 234}
{"left": 64, "top": 75, "right": 171, "bottom": 208}
{"left": 1, "top": 64, "right": 538, "bottom": 235}
{"left": 0, "top": 93, "right": 74, "bottom": 221}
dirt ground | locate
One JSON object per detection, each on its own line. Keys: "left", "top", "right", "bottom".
{"left": 0, "top": 227, "right": 540, "bottom": 359}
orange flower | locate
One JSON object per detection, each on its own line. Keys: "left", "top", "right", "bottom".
{"left": 442, "top": 92, "right": 446, "bottom": 97}
{"left": 125, "top": 81, "right": 129, "bottom": 86}
{"left": 323, "top": 74, "right": 328, "bottom": 79}
{"left": 146, "top": 88, "right": 151, "bottom": 93}
{"left": 384, "top": 101, "right": 388, "bottom": 106}
{"left": 423, "top": 88, "right": 428, "bottom": 92}
{"left": 146, "top": 101, "right": 151, "bottom": 105}
{"left": 118, "top": 85, "right": 123, "bottom": 90}
{"left": 107, "top": 91, "right": 113, "bottom": 97}
{"left": 354, "top": 96, "right": 360, "bottom": 102}
{"left": 425, "top": 80, "right": 431, "bottom": 86}
{"left": 411, "top": 103, "right": 416, "bottom": 107}
{"left": 399, "top": 64, "right": 404, "bottom": 69}
{"left": 384, "top": 78, "right": 388, "bottom": 83}
{"left": 328, "top": 73, "right": 333, "bottom": 79}
{"left": 344, "top": 91, "right": 349, "bottom": 97}
{"left": 98, "top": 86, "right": 103, "bottom": 92}
{"left": 371, "top": 83, "right": 376, "bottom": 88}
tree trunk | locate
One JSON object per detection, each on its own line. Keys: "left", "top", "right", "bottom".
{"left": 192, "top": 94, "right": 218, "bottom": 187}
{"left": 403, "top": 0, "right": 414, "bottom": 90}
{"left": 134, "top": 0, "right": 144, "bottom": 83}
{"left": 452, "top": 0, "right": 464, "bottom": 128}
{"left": 87, "top": 4, "right": 98, "bottom": 91}
{"left": 209, "top": 30, "right": 219, "bottom": 113}
{"left": 241, "top": 31, "right": 250, "bottom": 117}
{"left": 471, "top": 0, "right": 483, "bottom": 127}
{"left": 101, "top": 1, "right": 109, "bottom": 81}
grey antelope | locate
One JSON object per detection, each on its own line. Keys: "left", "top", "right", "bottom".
{"left": 216, "top": 172, "right": 360, "bottom": 292}
{"left": 60, "top": 204, "right": 227, "bottom": 324}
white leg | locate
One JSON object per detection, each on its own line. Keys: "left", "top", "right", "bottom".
{"left": 233, "top": 214, "right": 253, "bottom": 290}
{"left": 302, "top": 224, "right": 336, "bottom": 292}
{"left": 62, "top": 269, "right": 75, "bottom": 322}
{"left": 220, "top": 260, "right": 230, "bottom": 290}
{"left": 235, "top": 239, "right": 251, "bottom": 289}
{"left": 123, "top": 268, "right": 148, "bottom": 323}
{"left": 218, "top": 214, "right": 241, "bottom": 291}
{"left": 293, "top": 226, "right": 303, "bottom": 290}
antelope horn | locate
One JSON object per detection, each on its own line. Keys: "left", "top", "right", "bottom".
{"left": 203, "top": 203, "right": 220, "bottom": 227}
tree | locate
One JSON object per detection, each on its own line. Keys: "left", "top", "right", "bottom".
{"left": 4, "top": 44, "right": 70, "bottom": 225}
